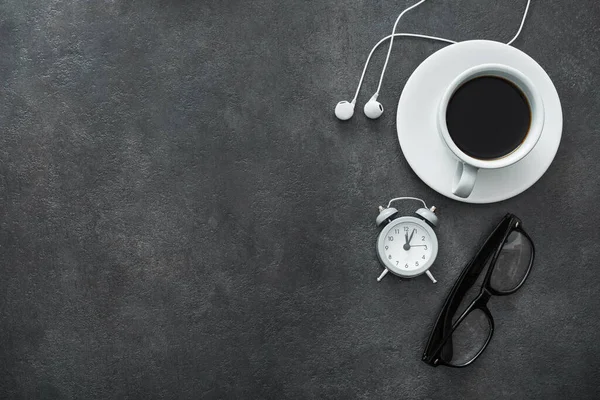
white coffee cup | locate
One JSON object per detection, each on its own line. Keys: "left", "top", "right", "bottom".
{"left": 437, "top": 63, "right": 545, "bottom": 198}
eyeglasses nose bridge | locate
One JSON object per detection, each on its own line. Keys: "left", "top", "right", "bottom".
{"left": 475, "top": 288, "right": 493, "bottom": 306}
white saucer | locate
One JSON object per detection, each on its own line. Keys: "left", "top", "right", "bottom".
{"left": 396, "top": 40, "right": 562, "bottom": 203}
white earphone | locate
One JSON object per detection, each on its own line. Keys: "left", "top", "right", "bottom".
{"left": 335, "top": 0, "right": 532, "bottom": 121}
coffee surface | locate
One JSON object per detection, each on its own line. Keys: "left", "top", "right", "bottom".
{"left": 446, "top": 76, "right": 531, "bottom": 160}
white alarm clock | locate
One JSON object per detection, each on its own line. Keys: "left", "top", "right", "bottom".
{"left": 375, "top": 197, "right": 439, "bottom": 283}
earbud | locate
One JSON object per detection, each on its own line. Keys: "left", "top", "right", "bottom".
{"left": 364, "top": 94, "right": 384, "bottom": 119}
{"left": 335, "top": 100, "right": 355, "bottom": 121}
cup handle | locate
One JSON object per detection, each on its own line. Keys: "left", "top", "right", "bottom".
{"left": 452, "top": 162, "right": 478, "bottom": 198}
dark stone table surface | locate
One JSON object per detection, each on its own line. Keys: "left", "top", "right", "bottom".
{"left": 1, "top": 1, "right": 599, "bottom": 398}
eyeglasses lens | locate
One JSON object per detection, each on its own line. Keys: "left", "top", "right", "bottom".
{"left": 490, "top": 231, "right": 533, "bottom": 292}
{"left": 442, "top": 308, "right": 492, "bottom": 366}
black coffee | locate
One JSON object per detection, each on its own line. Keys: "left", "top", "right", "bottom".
{"left": 446, "top": 76, "right": 531, "bottom": 160}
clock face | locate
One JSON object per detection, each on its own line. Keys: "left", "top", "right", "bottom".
{"left": 377, "top": 217, "right": 438, "bottom": 277}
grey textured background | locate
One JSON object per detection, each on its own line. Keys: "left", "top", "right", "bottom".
{"left": 1, "top": 0, "right": 599, "bottom": 399}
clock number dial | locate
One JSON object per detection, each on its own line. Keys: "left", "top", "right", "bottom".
{"left": 382, "top": 220, "right": 434, "bottom": 273}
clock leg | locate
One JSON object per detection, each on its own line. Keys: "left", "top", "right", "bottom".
{"left": 425, "top": 270, "right": 437, "bottom": 283}
{"left": 377, "top": 268, "right": 389, "bottom": 282}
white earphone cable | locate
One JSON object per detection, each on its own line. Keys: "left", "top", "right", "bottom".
{"left": 356, "top": 0, "right": 532, "bottom": 102}
{"left": 507, "top": 0, "right": 531, "bottom": 45}
{"left": 387, "top": 197, "right": 428, "bottom": 209}
{"left": 351, "top": 33, "right": 456, "bottom": 103}
{"left": 375, "top": 0, "right": 428, "bottom": 96}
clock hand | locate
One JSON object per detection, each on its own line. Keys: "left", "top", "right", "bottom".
{"left": 408, "top": 229, "right": 416, "bottom": 244}
{"left": 410, "top": 244, "right": 427, "bottom": 247}
{"left": 403, "top": 231, "right": 411, "bottom": 251}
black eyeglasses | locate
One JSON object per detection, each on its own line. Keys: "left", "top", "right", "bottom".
{"left": 422, "top": 213, "right": 535, "bottom": 367}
